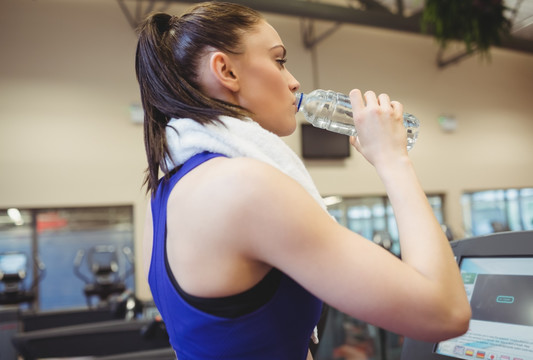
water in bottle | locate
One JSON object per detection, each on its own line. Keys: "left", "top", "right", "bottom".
{"left": 296, "top": 89, "right": 420, "bottom": 151}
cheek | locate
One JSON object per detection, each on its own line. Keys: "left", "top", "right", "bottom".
{"left": 250, "top": 63, "right": 286, "bottom": 92}
{"left": 237, "top": 64, "right": 294, "bottom": 135}
{"left": 241, "top": 72, "right": 283, "bottom": 112}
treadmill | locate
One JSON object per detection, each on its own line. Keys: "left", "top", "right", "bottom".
{"left": 401, "top": 231, "right": 533, "bottom": 360}
{"left": 0, "top": 251, "right": 38, "bottom": 307}
{"left": 94, "top": 347, "right": 176, "bottom": 360}
{"left": 11, "top": 246, "right": 171, "bottom": 359}
{"left": 0, "top": 251, "right": 40, "bottom": 360}
{"left": 12, "top": 317, "right": 170, "bottom": 360}
{"left": 20, "top": 245, "right": 142, "bottom": 332}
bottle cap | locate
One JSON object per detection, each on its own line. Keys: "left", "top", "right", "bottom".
{"left": 296, "top": 93, "right": 304, "bottom": 111}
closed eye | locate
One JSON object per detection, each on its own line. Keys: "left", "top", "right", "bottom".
{"left": 276, "top": 58, "right": 287, "bottom": 67}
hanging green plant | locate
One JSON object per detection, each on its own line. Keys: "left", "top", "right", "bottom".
{"left": 422, "top": 0, "right": 513, "bottom": 57}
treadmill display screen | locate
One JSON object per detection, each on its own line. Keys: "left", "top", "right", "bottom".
{"left": 434, "top": 257, "right": 533, "bottom": 360}
{"left": 0, "top": 253, "right": 27, "bottom": 274}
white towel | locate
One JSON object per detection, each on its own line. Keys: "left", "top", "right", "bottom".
{"left": 165, "top": 116, "right": 326, "bottom": 211}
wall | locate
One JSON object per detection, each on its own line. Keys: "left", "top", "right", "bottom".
{"left": 292, "top": 19, "right": 533, "bottom": 239}
{"left": 1, "top": 0, "right": 532, "bottom": 300}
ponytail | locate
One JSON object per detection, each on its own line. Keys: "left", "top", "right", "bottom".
{"left": 135, "top": 3, "right": 263, "bottom": 194}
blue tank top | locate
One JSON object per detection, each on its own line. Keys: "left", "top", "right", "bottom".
{"left": 148, "top": 152, "right": 323, "bottom": 360}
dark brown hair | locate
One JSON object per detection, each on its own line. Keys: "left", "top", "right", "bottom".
{"left": 135, "top": 2, "right": 263, "bottom": 194}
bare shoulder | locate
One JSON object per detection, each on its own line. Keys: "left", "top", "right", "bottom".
{"left": 142, "top": 156, "right": 288, "bottom": 283}
{"left": 203, "top": 157, "right": 326, "bottom": 222}
{"left": 186, "top": 156, "right": 341, "bottom": 258}
{"left": 174, "top": 156, "right": 305, "bottom": 207}
{"left": 163, "top": 156, "right": 334, "bottom": 297}
{"left": 203, "top": 156, "right": 290, "bottom": 187}
{"left": 166, "top": 155, "right": 334, "bottom": 257}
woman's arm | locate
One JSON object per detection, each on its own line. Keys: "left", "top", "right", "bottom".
{"left": 230, "top": 157, "right": 469, "bottom": 342}
{"left": 347, "top": 90, "right": 470, "bottom": 336}
{"left": 225, "top": 89, "right": 470, "bottom": 342}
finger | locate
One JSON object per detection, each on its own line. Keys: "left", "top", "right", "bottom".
{"left": 390, "top": 100, "right": 404, "bottom": 116}
{"left": 363, "top": 90, "right": 378, "bottom": 107}
{"left": 349, "top": 135, "right": 361, "bottom": 152}
{"left": 348, "top": 89, "right": 364, "bottom": 113}
{"left": 378, "top": 93, "right": 391, "bottom": 110}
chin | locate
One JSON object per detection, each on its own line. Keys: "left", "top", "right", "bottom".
{"left": 279, "top": 116, "right": 298, "bottom": 136}
{"left": 255, "top": 115, "right": 297, "bottom": 137}
{"left": 276, "top": 122, "right": 297, "bottom": 137}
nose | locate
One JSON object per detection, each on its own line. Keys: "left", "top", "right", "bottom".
{"left": 287, "top": 70, "right": 300, "bottom": 93}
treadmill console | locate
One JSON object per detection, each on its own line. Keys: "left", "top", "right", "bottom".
{"left": 401, "top": 231, "right": 533, "bottom": 360}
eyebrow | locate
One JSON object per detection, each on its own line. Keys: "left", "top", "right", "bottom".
{"left": 270, "top": 44, "right": 287, "bottom": 57}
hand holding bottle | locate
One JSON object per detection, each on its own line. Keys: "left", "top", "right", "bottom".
{"left": 296, "top": 89, "right": 419, "bottom": 150}
{"left": 348, "top": 89, "right": 409, "bottom": 167}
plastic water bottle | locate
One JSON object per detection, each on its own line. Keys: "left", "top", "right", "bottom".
{"left": 297, "top": 89, "right": 420, "bottom": 151}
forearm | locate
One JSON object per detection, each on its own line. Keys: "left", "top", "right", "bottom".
{"left": 376, "top": 156, "right": 470, "bottom": 335}
{"left": 377, "top": 156, "right": 459, "bottom": 286}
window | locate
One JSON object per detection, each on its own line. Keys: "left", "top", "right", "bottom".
{"left": 318, "top": 195, "right": 447, "bottom": 360}
{"left": 325, "top": 194, "right": 445, "bottom": 257}
{"left": 0, "top": 206, "right": 135, "bottom": 310}
{"left": 462, "top": 188, "right": 533, "bottom": 237}
{"left": 0, "top": 209, "right": 34, "bottom": 309}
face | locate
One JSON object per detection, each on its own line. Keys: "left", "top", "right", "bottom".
{"left": 231, "top": 21, "right": 300, "bottom": 136}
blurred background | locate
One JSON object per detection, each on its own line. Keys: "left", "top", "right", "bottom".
{"left": 1, "top": 1, "right": 532, "bottom": 359}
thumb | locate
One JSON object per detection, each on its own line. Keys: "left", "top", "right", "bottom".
{"left": 350, "top": 135, "right": 361, "bottom": 152}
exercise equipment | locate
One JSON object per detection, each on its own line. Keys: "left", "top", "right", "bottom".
{"left": 74, "top": 245, "right": 136, "bottom": 309}
{"left": 19, "top": 245, "right": 142, "bottom": 332}
{"left": 9, "top": 245, "right": 170, "bottom": 359}
{"left": 11, "top": 316, "right": 170, "bottom": 360}
{"left": 94, "top": 347, "right": 176, "bottom": 360}
{"left": 401, "top": 231, "right": 533, "bottom": 360}
{"left": 0, "top": 252, "right": 43, "bottom": 306}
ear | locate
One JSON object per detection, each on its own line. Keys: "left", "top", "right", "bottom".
{"left": 209, "top": 51, "right": 240, "bottom": 93}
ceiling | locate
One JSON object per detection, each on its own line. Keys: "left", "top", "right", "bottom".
{"left": 377, "top": 0, "right": 533, "bottom": 41}
{"left": 136, "top": 0, "right": 533, "bottom": 55}
{"left": 509, "top": 0, "right": 533, "bottom": 41}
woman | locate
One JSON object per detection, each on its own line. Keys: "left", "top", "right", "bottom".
{"left": 135, "top": 2, "right": 471, "bottom": 359}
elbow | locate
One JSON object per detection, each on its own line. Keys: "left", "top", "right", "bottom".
{"left": 443, "top": 304, "right": 471, "bottom": 340}
{"left": 427, "top": 302, "right": 472, "bottom": 342}
{"left": 412, "top": 301, "right": 471, "bottom": 343}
